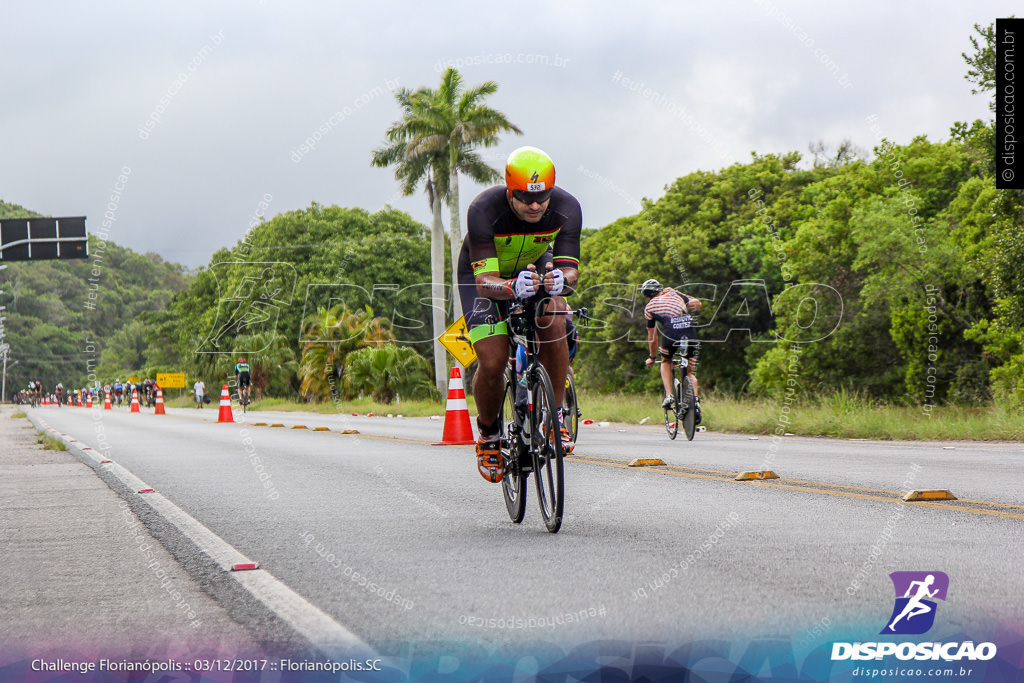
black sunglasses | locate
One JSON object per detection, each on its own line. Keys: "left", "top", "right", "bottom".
{"left": 512, "top": 188, "right": 553, "bottom": 205}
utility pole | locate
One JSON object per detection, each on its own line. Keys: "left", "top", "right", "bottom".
{"left": 1, "top": 344, "right": 8, "bottom": 403}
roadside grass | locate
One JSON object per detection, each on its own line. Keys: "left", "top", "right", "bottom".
{"left": 164, "top": 389, "right": 1024, "bottom": 441}
{"left": 165, "top": 394, "right": 450, "bottom": 417}
{"left": 36, "top": 431, "right": 68, "bottom": 451}
{"left": 580, "top": 389, "right": 1024, "bottom": 441}
{"left": 11, "top": 410, "right": 27, "bottom": 419}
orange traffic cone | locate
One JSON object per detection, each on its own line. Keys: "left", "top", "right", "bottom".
{"left": 217, "top": 384, "right": 234, "bottom": 423}
{"left": 432, "top": 367, "right": 475, "bottom": 446}
{"left": 130, "top": 388, "right": 140, "bottom": 413}
{"left": 154, "top": 387, "right": 165, "bottom": 415}
{"left": 86, "top": 393, "right": 93, "bottom": 408}
{"left": 77, "top": 393, "right": 83, "bottom": 407}
{"left": 104, "top": 392, "right": 112, "bottom": 410}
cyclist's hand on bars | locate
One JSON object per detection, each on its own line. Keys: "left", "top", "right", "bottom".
{"left": 544, "top": 263, "right": 565, "bottom": 296}
{"left": 513, "top": 264, "right": 540, "bottom": 298}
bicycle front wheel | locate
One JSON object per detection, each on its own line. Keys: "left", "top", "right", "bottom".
{"left": 529, "top": 365, "right": 564, "bottom": 533}
{"left": 500, "top": 369, "right": 527, "bottom": 524}
{"left": 680, "top": 376, "right": 696, "bottom": 441}
{"left": 665, "top": 378, "right": 680, "bottom": 440}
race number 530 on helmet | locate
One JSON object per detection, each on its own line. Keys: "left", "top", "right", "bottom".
{"left": 506, "top": 146, "right": 555, "bottom": 205}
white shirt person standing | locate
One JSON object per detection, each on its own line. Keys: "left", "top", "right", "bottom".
{"left": 193, "top": 379, "right": 206, "bottom": 409}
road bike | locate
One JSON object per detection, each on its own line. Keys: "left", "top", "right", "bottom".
{"left": 662, "top": 344, "right": 697, "bottom": 441}
{"left": 497, "top": 294, "right": 584, "bottom": 534}
{"left": 237, "top": 384, "right": 251, "bottom": 413}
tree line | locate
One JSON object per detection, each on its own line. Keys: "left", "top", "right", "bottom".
{"left": 2, "top": 22, "right": 1019, "bottom": 409}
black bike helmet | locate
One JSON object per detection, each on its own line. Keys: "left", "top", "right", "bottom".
{"left": 639, "top": 279, "right": 662, "bottom": 298}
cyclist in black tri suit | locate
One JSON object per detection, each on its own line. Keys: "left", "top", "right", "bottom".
{"left": 458, "top": 146, "right": 583, "bottom": 483}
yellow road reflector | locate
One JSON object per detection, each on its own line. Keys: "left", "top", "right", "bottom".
{"left": 251, "top": 422, "right": 267, "bottom": 426}
{"left": 314, "top": 427, "right": 329, "bottom": 431}
{"left": 269, "top": 423, "right": 285, "bottom": 428}
{"left": 735, "top": 470, "right": 780, "bottom": 481}
{"left": 342, "top": 429, "right": 360, "bottom": 435}
{"left": 903, "top": 489, "right": 957, "bottom": 501}
{"left": 628, "top": 458, "right": 666, "bottom": 467}
{"left": 291, "top": 425, "right": 307, "bottom": 430}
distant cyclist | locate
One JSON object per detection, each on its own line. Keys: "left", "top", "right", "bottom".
{"left": 640, "top": 279, "right": 703, "bottom": 423}
{"left": 55, "top": 383, "right": 64, "bottom": 407}
{"left": 113, "top": 379, "right": 124, "bottom": 407}
{"left": 458, "top": 146, "right": 582, "bottom": 483}
{"left": 235, "top": 358, "right": 252, "bottom": 404}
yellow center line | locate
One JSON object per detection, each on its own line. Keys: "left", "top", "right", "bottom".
{"left": 905, "top": 500, "right": 1024, "bottom": 521}
{"left": 955, "top": 498, "right": 1024, "bottom": 511}
{"left": 566, "top": 453, "right": 1024, "bottom": 520}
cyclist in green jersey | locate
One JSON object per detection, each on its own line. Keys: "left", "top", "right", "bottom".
{"left": 457, "top": 146, "right": 583, "bottom": 483}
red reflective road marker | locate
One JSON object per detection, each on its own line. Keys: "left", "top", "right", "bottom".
{"left": 230, "top": 562, "right": 260, "bottom": 571}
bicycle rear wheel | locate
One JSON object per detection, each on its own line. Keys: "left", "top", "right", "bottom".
{"left": 680, "top": 376, "right": 696, "bottom": 441}
{"left": 665, "top": 378, "right": 680, "bottom": 440}
{"left": 500, "top": 369, "right": 527, "bottom": 523}
{"left": 529, "top": 365, "right": 564, "bottom": 533}
{"left": 562, "top": 373, "right": 580, "bottom": 446}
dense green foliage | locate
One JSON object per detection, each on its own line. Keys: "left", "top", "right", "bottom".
{"left": 575, "top": 120, "right": 1023, "bottom": 409}
{"left": 163, "top": 203, "right": 435, "bottom": 396}
{"left": 5, "top": 23, "right": 1020, "bottom": 413}
{"left": 0, "top": 200, "right": 188, "bottom": 394}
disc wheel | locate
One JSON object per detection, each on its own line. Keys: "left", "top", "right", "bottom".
{"left": 680, "top": 376, "right": 696, "bottom": 441}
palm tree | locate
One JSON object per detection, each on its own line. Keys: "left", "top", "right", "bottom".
{"left": 298, "top": 304, "right": 394, "bottom": 402}
{"left": 372, "top": 89, "right": 449, "bottom": 396}
{"left": 373, "top": 69, "right": 521, "bottom": 388}
{"left": 344, "top": 344, "right": 435, "bottom": 404}
{"left": 424, "top": 68, "right": 522, "bottom": 320}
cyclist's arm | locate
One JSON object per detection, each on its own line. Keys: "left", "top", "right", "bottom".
{"left": 466, "top": 201, "right": 519, "bottom": 300}
{"left": 474, "top": 269, "right": 519, "bottom": 300}
{"left": 646, "top": 320, "right": 659, "bottom": 359}
{"left": 676, "top": 290, "right": 701, "bottom": 313}
{"left": 550, "top": 192, "right": 582, "bottom": 296}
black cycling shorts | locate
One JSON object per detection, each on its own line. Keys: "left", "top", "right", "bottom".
{"left": 659, "top": 329, "right": 699, "bottom": 361}
{"left": 238, "top": 372, "right": 251, "bottom": 387}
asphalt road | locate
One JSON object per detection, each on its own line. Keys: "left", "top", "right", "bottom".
{"left": 27, "top": 404, "right": 1024, "bottom": 662}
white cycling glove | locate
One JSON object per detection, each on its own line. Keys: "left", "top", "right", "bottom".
{"left": 546, "top": 268, "right": 565, "bottom": 296}
{"left": 512, "top": 270, "right": 537, "bottom": 298}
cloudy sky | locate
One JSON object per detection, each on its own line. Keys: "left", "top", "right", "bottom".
{"left": 0, "top": 1, "right": 1003, "bottom": 268}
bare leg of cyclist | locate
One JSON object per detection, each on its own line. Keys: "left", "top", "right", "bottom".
{"left": 471, "top": 335, "right": 512, "bottom": 432}
{"left": 687, "top": 358, "right": 699, "bottom": 398}
{"left": 659, "top": 358, "right": 674, "bottom": 398}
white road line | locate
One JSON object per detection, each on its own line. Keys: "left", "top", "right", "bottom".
{"left": 30, "top": 414, "right": 377, "bottom": 660}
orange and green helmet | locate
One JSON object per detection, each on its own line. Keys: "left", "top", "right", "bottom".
{"left": 505, "top": 146, "right": 555, "bottom": 204}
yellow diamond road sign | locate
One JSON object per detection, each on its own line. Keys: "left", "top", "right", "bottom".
{"left": 439, "top": 317, "right": 477, "bottom": 367}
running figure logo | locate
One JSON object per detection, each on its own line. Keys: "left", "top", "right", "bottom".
{"left": 881, "top": 571, "right": 949, "bottom": 635}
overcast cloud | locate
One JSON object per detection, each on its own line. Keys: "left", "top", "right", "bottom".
{"left": 0, "top": 1, "right": 1003, "bottom": 267}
